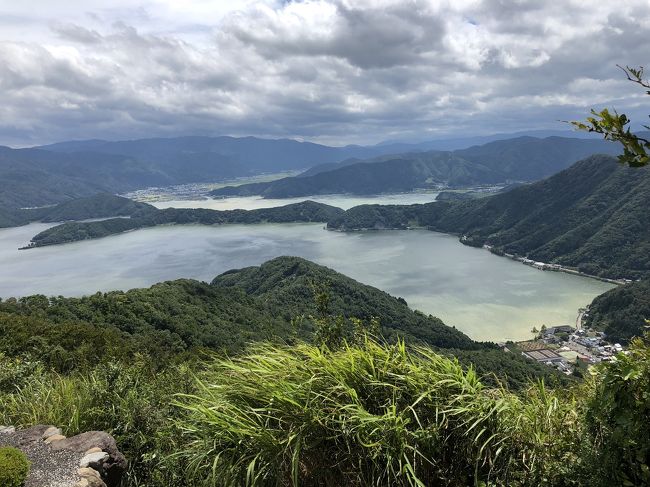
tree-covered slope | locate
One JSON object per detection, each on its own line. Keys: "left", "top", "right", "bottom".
{"left": 0, "top": 193, "right": 154, "bottom": 229}
{"left": 0, "top": 256, "right": 563, "bottom": 388}
{"left": 328, "top": 155, "right": 650, "bottom": 279}
{"left": 211, "top": 153, "right": 503, "bottom": 198}
{"left": 24, "top": 201, "right": 343, "bottom": 247}
{"left": 211, "top": 136, "right": 621, "bottom": 198}
{"left": 211, "top": 256, "right": 474, "bottom": 349}
{"left": 1, "top": 136, "right": 393, "bottom": 210}
{"left": 584, "top": 279, "right": 650, "bottom": 344}
{"left": 0, "top": 146, "right": 168, "bottom": 209}
{"left": 38, "top": 135, "right": 390, "bottom": 174}
{"left": 455, "top": 135, "right": 620, "bottom": 180}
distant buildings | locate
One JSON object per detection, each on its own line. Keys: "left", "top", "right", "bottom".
{"left": 521, "top": 348, "right": 564, "bottom": 365}
{"left": 543, "top": 325, "right": 575, "bottom": 336}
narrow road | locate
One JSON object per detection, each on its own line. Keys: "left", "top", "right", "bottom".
{"left": 576, "top": 308, "right": 585, "bottom": 330}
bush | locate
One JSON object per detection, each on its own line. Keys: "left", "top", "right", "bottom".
{"left": 580, "top": 333, "right": 650, "bottom": 486}
{"left": 0, "top": 447, "right": 30, "bottom": 487}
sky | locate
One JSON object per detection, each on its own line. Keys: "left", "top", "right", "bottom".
{"left": 0, "top": 0, "right": 649, "bottom": 147}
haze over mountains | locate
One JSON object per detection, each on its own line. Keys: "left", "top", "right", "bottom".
{"left": 0, "top": 132, "right": 623, "bottom": 211}
{"left": 211, "top": 136, "right": 622, "bottom": 198}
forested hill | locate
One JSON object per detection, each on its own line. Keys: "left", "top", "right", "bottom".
{"left": 25, "top": 200, "right": 343, "bottom": 248}
{"left": 0, "top": 146, "right": 148, "bottom": 209}
{"left": 38, "top": 136, "right": 387, "bottom": 174}
{"left": 210, "top": 136, "right": 621, "bottom": 198}
{"left": 584, "top": 279, "right": 650, "bottom": 344}
{"left": 328, "top": 155, "right": 650, "bottom": 280}
{"left": 0, "top": 256, "right": 564, "bottom": 389}
{"left": 0, "top": 136, "right": 391, "bottom": 209}
{"left": 0, "top": 193, "right": 154, "bottom": 228}
{"left": 210, "top": 153, "right": 504, "bottom": 198}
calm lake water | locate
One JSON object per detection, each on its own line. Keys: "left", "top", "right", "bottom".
{"left": 150, "top": 192, "right": 440, "bottom": 211}
{"left": 0, "top": 213, "right": 614, "bottom": 342}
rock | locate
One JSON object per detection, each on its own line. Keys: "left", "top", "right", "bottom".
{"left": 44, "top": 434, "right": 66, "bottom": 444}
{"left": 51, "top": 431, "right": 126, "bottom": 486}
{"left": 75, "top": 480, "right": 90, "bottom": 487}
{"left": 84, "top": 477, "right": 107, "bottom": 487}
{"left": 78, "top": 467, "right": 101, "bottom": 479}
{"left": 42, "top": 426, "right": 62, "bottom": 439}
{"left": 78, "top": 467, "right": 107, "bottom": 487}
{"left": 85, "top": 447, "right": 103, "bottom": 455}
{"left": 11, "top": 425, "right": 55, "bottom": 446}
{"left": 0, "top": 426, "right": 16, "bottom": 434}
{"left": 79, "top": 451, "right": 109, "bottom": 470}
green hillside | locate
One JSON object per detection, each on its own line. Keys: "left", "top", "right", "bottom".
{"left": 329, "top": 155, "right": 650, "bottom": 280}
{"left": 0, "top": 193, "right": 154, "bottom": 229}
{"left": 24, "top": 200, "right": 343, "bottom": 247}
{"left": 584, "top": 279, "right": 650, "bottom": 343}
{"left": 211, "top": 152, "right": 504, "bottom": 197}
{"left": 211, "top": 136, "right": 621, "bottom": 198}
{"left": 0, "top": 256, "right": 559, "bottom": 389}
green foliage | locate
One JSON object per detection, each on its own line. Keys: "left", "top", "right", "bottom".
{"left": 572, "top": 65, "right": 650, "bottom": 167}
{"left": 0, "top": 257, "right": 564, "bottom": 389}
{"left": 26, "top": 201, "right": 344, "bottom": 247}
{"left": 584, "top": 278, "right": 650, "bottom": 343}
{"left": 0, "top": 447, "right": 30, "bottom": 487}
{"left": 211, "top": 136, "right": 621, "bottom": 199}
{"left": 0, "top": 321, "right": 648, "bottom": 486}
{"left": 174, "top": 339, "right": 579, "bottom": 487}
{"left": 580, "top": 333, "right": 650, "bottom": 485}
{"left": 329, "top": 155, "right": 650, "bottom": 280}
{"left": 0, "top": 358, "right": 193, "bottom": 487}
{"left": 0, "top": 193, "right": 153, "bottom": 229}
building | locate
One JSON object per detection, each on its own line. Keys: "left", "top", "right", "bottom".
{"left": 521, "top": 349, "right": 565, "bottom": 365}
{"left": 544, "top": 325, "right": 575, "bottom": 336}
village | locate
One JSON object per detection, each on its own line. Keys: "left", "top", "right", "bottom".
{"left": 503, "top": 307, "right": 626, "bottom": 376}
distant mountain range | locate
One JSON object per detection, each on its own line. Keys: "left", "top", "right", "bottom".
{"left": 0, "top": 131, "right": 620, "bottom": 210}
{"left": 328, "top": 155, "right": 650, "bottom": 280}
{"left": 211, "top": 136, "right": 622, "bottom": 198}
{"left": 17, "top": 154, "right": 650, "bottom": 283}
{"left": 0, "top": 193, "right": 152, "bottom": 228}
{"left": 0, "top": 136, "right": 386, "bottom": 209}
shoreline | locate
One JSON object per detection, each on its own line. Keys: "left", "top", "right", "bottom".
{"left": 326, "top": 225, "right": 629, "bottom": 285}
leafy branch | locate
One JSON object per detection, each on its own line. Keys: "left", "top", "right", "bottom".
{"left": 571, "top": 65, "right": 650, "bottom": 167}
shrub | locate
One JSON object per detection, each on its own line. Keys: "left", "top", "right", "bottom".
{"left": 580, "top": 332, "right": 650, "bottom": 486}
{"left": 0, "top": 447, "right": 30, "bottom": 487}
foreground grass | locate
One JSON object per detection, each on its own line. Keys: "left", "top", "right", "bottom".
{"left": 174, "top": 339, "right": 581, "bottom": 486}
{"left": 1, "top": 336, "right": 648, "bottom": 486}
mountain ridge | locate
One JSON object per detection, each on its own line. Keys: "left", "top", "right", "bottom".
{"left": 327, "top": 155, "right": 650, "bottom": 280}
{"left": 211, "top": 136, "right": 622, "bottom": 198}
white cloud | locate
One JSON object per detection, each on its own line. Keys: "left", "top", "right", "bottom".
{"left": 0, "top": 0, "right": 648, "bottom": 146}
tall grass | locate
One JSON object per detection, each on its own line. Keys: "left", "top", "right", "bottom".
{"left": 0, "top": 356, "right": 194, "bottom": 486}
{"left": 175, "top": 338, "right": 581, "bottom": 486}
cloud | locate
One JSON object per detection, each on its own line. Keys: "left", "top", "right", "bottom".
{"left": 0, "top": 0, "right": 648, "bottom": 146}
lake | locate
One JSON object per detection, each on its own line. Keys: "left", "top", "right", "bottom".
{"left": 150, "top": 192, "right": 441, "bottom": 211}
{"left": 0, "top": 213, "right": 614, "bottom": 342}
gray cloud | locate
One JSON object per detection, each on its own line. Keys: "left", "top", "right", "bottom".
{"left": 0, "top": 0, "right": 648, "bottom": 146}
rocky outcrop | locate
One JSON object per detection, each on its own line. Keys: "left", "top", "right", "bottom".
{"left": 0, "top": 425, "right": 126, "bottom": 487}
